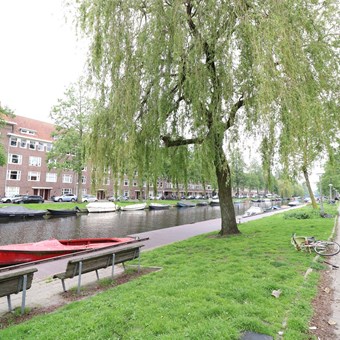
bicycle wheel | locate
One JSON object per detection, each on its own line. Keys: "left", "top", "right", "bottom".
{"left": 314, "top": 241, "right": 340, "bottom": 256}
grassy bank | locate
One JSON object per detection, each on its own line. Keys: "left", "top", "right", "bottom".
{"left": 0, "top": 200, "right": 179, "bottom": 210}
{"left": 0, "top": 205, "right": 338, "bottom": 339}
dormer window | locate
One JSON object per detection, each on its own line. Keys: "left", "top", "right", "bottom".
{"left": 20, "top": 128, "right": 36, "bottom": 135}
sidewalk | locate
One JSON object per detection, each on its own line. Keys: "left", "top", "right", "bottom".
{"left": 331, "top": 212, "right": 340, "bottom": 338}
{"left": 0, "top": 207, "right": 313, "bottom": 317}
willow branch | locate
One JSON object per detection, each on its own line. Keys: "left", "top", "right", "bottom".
{"left": 162, "top": 135, "right": 204, "bottom": 147}
{"left": 225, "top": 95, "right": 245, "bottom": 130}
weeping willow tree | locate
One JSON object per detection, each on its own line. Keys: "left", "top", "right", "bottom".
{"left": 276, "top": 36, "right": 338, "bottom": 210}
{"left": 75, "top": 0, "right": 338, "bottom": 236}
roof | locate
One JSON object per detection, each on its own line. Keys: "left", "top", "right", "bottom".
{"left": 5, "top": 115, "right": 55, "bottom": 142}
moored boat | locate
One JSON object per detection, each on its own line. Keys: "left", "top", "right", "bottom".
{"left": 176, "top": 201, "right": 196, "bottom": 208}
{"left": 149, "top": 203, "right": 171, "bottom": 210}
{"left": 209, "top": 199, "right": 220, "bottom": 206}
{"left": 265, "top": 205, "right": 281, "bottom": 211}
{"left": 196, "top": 201, "right": 209, "bottom": 206}
{"left": 121, "top": 203, "right": 147, "bottom": 211}
{"left": 47, "top": 207, "right": 81, "bottom": 216}
{"left": 288, "top": 200, "right": 301, "bottom": 207}
{"left": 0, "top": 237, "right": 135, "bottom": 266}
{"left": 0, "top": 206, "right": 46, "bottom": 218}
{"left": 243, "top": 206, "right": 263, "bottom": 217}
{"left": 86, "top": 202, "right": 118, "bottom": 213}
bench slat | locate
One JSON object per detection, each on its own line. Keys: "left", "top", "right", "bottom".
{"left": 0, "top": 268, "right": 37, "bottom": 297}
{"left": 53, "top": 245, "right": 143, "bottom": 281}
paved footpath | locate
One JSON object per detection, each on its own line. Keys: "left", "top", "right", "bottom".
{"left": 0, "top": 206, "right": 332, "bottom": 320}
{"left": 330, "top": 209, "right": 340, "bottom": 338}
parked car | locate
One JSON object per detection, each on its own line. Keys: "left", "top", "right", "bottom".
{"left": 82, "top": 194, "right": 98, "bottom": 203}
{"left": 52, "top": 194, "right": 77, "bottom": 202}
{"left": 108, "top": 196, "right": 128, "bottom": 202}
{"left": 1, "top": 195, "right": 23, "bottom": 203}
{"left": 14, "top": 195, "right": 44, "bottom": 204}
{"left": 149, "top": 195, "right": 161, "bottom": 200}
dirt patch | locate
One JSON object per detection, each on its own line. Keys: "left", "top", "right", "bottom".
{"left": 309, "top": 267, "right": 337, "bottom": 339}
{"left": 0, "top": 267, "right": 160, "bottom": 330}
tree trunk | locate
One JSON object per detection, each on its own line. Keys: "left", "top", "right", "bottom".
{"left": 302, "top": 167, "right": 318, "bottom": 209}
{"left": 76, "top": 169, "right": 83, "bottom": 203}
{"left": 214, "top": 142, "right": 240, "bottom": 236}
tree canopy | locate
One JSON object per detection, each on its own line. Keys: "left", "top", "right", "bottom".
{"left": 74, "top": 0, "right": 339, "bottom": 235}
{"left": 48, "top": 78, "right": 93, "bottom": 201}
{"left": 0, "top": 103, "right": 14, "bottom": 166}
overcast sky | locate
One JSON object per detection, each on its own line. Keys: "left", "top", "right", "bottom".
{"left": 0, "top": 1, "right": 86, "bottom": 123}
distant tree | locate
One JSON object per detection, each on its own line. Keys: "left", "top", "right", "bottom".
{"left": 0, "top": 103, "right": 14, "bottom": 166}
{"left": 320, "top": 150, "right": 340, "bottom": 199}
{"left": 245, "top": 161, "right": 266, "bottom": 196}
{"left": 230, "top": 147, "right": 247, "bottom": 197}
{"left": 277, "top": 178, "right": 293, "bottom": 199}
{"left": 76, "top": 0, "right": 338, "bottom": 236}
{"left": 48, "top": 78, "right": 93, "bottom": 202}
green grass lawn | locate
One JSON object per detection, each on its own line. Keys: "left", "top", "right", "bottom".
{"left": 0, "top": 204, "right": 338, "bottom": 339}
{"left": 0, "top": 200, "right": 180, "bottom": 210}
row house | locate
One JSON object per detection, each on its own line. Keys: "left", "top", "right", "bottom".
{"left": 0, "top": 115, "right": 213, "bottom": 200}
{"left": 0, "top": 115, "right": 92, "bottom": 200}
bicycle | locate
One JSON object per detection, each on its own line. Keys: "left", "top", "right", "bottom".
{"left": 291, "top": 233, "right": 340, "bottom": 256}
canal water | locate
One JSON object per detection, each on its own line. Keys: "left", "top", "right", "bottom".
{"left": 0, "top": 201, "right": 282, "bottom": 246}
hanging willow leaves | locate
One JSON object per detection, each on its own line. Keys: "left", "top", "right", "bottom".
{"left": 74, "top": 0, "right": 338, "bottom": 236}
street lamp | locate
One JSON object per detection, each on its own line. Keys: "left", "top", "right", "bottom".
{"left": 329, "top": 184, "right": 333, "bottom": 203}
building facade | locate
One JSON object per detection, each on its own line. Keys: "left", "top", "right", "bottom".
{"left": 0, "top": 115, "right": 213, "bottom": 200}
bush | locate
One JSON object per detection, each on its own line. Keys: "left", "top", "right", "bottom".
{"left": 284, "top": 211, "right": 312, "bottom": 220}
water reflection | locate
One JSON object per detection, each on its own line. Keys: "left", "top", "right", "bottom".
{"left": 0, "top": 201, "right": 282, "bottom": 245}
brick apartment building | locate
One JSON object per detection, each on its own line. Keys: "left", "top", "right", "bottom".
{"left": 0, "top": 115, "right": 213, "bottom": 200}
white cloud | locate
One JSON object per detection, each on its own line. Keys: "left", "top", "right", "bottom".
{"left": 0, "top": 1, "right": 86, "bottom": 122}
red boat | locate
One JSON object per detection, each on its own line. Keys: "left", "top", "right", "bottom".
{"left": 0, "top": 237, "right": 135, "bottom": 266}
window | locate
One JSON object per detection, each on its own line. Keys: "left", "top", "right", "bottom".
{"left": 47, "top": 159, "right": 57, "bottom": 166}
{"left": 29, "top": 156, "right": 41, "bottom": 166}
{"left": 133, "top": 181, "right": 137, "bottom": 187}
{"left": 123, "top": 191, "right": 129, "bottom": 197}
{"left": 20, "top": 128, "right": 36, "bottom": 135}
{"left": 62, "top": 188, "right": 72, "bottom": 195}
{"left": 37, "top": 142, "right": 44, "bottom": 151}
{"left": 28, "top": 171, "right": 40, "bottom": 181}
{"left": 46, "top": 143, "right": 52, "bottom": 152}
{"left": 9, "top": 137, "right": 18, "bottom": 147}
{"left": 20, "top": 139, "right": 27, "bottom": 148}
{"left": 63, "top": 174, "right": 73, "bottom": 183}
{"left": 46, "top": 173, "right": 57, "bottom": 182}
{"left": 29, "top": 141, "right": 36, "bottom": 150}
{"left": 103, "top": 178, "right": 110, "bottom": 185}
{"left": 5, "top": 186, "right": 20, "bottom": 197}
{"left": 7, "top": 170, "right": 21, "bottom": 180}
{"left": 82, "top": 176, "right": 86, "bottom": 184}
{"left": 124, "top": 180, "right": 129, "bottom": 186}
{"left": 9, "top": 154, "right": 22, "bottom": 164}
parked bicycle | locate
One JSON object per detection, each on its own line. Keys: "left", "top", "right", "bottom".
{"left": 291, "top": 233, "right": 340, "bottom": 256}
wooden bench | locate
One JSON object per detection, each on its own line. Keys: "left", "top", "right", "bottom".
{"left": 53, "top": 244, "right": 144, "bottom": 293}
{"left": 0, "top": 267, "right": 37, "bottom": 315}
